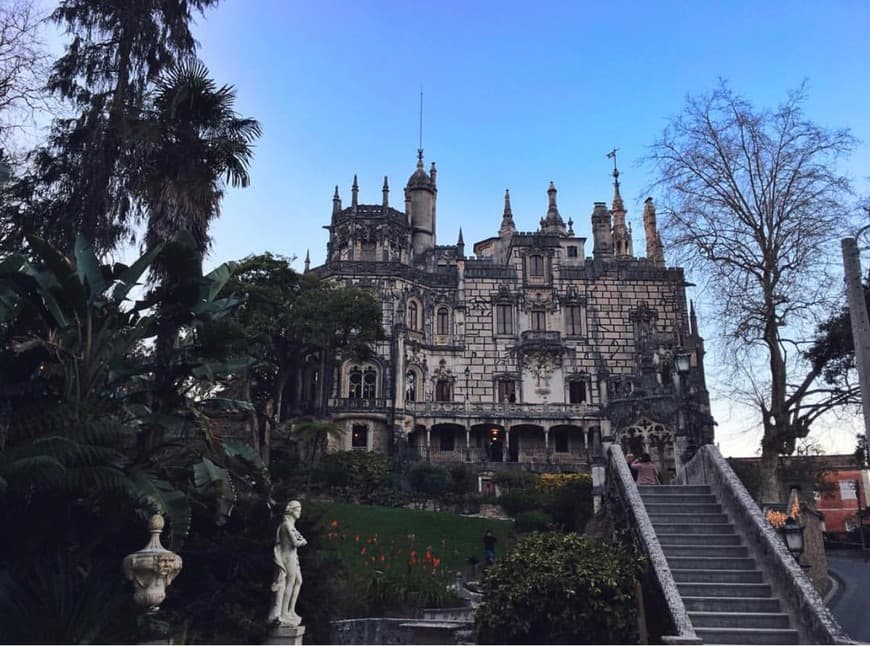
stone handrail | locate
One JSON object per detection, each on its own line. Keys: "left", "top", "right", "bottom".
{"left": 604, "top": 443, "right": 699, "bottom": 645}
{"left": 677, "top": 445, "right": 852, "bottom": 645}
{"left": 404, "top": 400, "right": 596, "bottom": 418}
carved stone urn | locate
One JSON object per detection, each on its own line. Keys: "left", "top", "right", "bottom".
{"left": 122, "top": 514, "right": 183, "bottom": 613}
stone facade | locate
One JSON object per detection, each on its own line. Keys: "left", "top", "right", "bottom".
{"left": 309, "top": 152, "right": 714, "bottom": 479}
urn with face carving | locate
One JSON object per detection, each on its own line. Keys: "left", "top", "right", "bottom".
{"left": 122, "top": 515, "right": 183, "bottom": 613}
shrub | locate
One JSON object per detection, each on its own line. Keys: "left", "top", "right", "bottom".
{"left": 547, "top": 477, "right": 594, "bottom": 533}
{"left": 513, "top": 511, "right": 553, "bottom": 533}
{"left": 497, "top": 489, "right": 548, "bottom": 516}
{"left": 408, "top": 463, "right": 450, "bottom": 496}
{"left": 448, "top": 464, "right": 476, "bottom": 495}
{"left": 474, "top": 532, "right": 644, "bottom": 644}
{"left": 493, "top": 471, "right": 538, "bottom": 490}
{"left": 313, "top": 451, "right": 397, "bottom": 502}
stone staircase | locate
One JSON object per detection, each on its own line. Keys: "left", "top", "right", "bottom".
{"left": 639, "top": 484, "right": 800, "bottom": 645}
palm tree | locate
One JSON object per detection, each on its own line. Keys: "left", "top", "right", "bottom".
{"left": 138, "top": 58, "right": 261, "bottom": 261}
{"left": 134, "top": 59, "right": 260, "bottom": 414}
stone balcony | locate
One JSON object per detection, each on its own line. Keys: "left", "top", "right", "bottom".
{"left": 518, "top": 329, "right": 562, "bottom": 351}
{"left": 405, "top": 400, "right": 597, "bottom": 420}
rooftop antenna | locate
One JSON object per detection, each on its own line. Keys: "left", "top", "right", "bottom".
{"left": 417, "top": 89, "right": 424, "bottom": 162}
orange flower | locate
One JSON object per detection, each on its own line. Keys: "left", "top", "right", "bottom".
{"left": 330, "top": 519, "right": 339, "bottom": 528}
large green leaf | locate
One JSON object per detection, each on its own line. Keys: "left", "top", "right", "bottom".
{"left": 126, "top": 469, "right": 191, "bottom": 551}
{"left": 193, "top": 457, "right": 235, "bottom": 525}
{"left": 110, "top": 242, "right": 166, "bottom": 304}
{"left": 202, "top": 261, "right": 238, "bottom": 303}
{"left": 74, "top": 235, "right": 107, "bottom": 305}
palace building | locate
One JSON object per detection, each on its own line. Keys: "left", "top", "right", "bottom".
{"left": 307, "top": 150, "right": 714, "bottom": 480}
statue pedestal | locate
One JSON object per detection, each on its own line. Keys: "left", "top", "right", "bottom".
{"left": 266, "top": 624, "right": 305, "bottom": 646}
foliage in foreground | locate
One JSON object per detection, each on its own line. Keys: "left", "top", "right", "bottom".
{"left": 474, "top": 532, "right": 644, "bottom": 645}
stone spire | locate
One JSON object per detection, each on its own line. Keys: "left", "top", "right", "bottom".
{"left": 690, "top": 300, "right": 698, "bottom": 337}
{"left": 304, "top": 249, "right": 310, "bottom": 273}
{"left": 457, "top": 228, "right": 465, "bottom": 257}
{"left": 541, "top": 182, "right": 566, "bottom": 235}
{"left": 567, "top": 217, "right": 575, "bottom": 236}
{"left": 643, "top": 197, "right": 665, "bottom": 266}
{"left": 351, "top": 174, "right": 359, "bottom": 211}
{"left": 382, "top": 176, "right": 389, "bottom": 207}
{"left": 610, "top": 164, "right": 631, "bottom": 258}
{"left": 499, "top": 189, "right": 516, "bottom": 236}
{"left": 332, "top": 185, "right": 341, "bottom": 215}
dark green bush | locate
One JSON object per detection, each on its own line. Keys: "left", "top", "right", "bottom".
{"left": 493, "top": 470, "right": 538, "bottom": 490}
{"left": 497, "top": 489, "right": 548, "bottom": 516}
{"left": 548, "top": 478, "right": 594, "bottom": 532}
{"left": 448, "top": 464, "right": 476, "bottom": 495}
{"left": 474, "top": 532, "right": 644, "bottom": 644}
{"left": 514, "top": 510, "right": 553, "bottom": 533}
{"left": 313, "top": 451, "right": 397, "bottom": 502}
{"left": 408, "top": 462, "right": 450, "bottom": 496}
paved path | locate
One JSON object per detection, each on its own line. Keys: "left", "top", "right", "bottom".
{"left": 827, "top": 552, "right": 870, "bottom": 643}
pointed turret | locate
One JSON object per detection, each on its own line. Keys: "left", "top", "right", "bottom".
{"left": 643, "top": 197, "right": 665, "bottom": 266}
{"left": 457, "top": 228, "right": 465, "bottom": 258}
{"left": 332, "top": 185, "right": 342, "bottom": 216}
{"left": 351, "top": 174, "right": 359, "bottom": 211}
{"left": 382, "top": 176, "right": 389, "bottom": 207}
{"left": 406, "top": 150, "right": 437, "bottom": 257}
{"left": 610, "top": 166, "right": 631, "bottom": 258}
{"left": 690, "top": 300, "right": 698, "bottom": 337}
{"left": 540, "top": 182, "right": 566, "bottom": 235}
{"left": 499, "top": 189, "right": 516, "bottom": 236}
{"left": 304, "top": 249, "right": 310, "bottom": 273}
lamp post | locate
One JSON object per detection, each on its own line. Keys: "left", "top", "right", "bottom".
{"left": 674, "top": 351, "right": 696, "bottom": 465}
{"left": 782, "top": 516, "right": 805, "bottom": 563}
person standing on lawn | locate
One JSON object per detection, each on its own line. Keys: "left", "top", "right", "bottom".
{"left": 483, "top": 529, "right": 497, "bottom": 564}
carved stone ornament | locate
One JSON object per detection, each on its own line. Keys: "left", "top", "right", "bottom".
{"left": 122, "top": 514, "right": 183, "bottom": 613}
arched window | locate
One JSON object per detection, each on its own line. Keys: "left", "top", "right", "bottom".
{"left": 405, "top": 370, "right": 417, "bottom": 402}
{"left": 363, "top": 366, "right": 377, "bottom": 398}
{"left": 348, "top": 366, "right": 363, "bottom": 399}
{"left": 407, "top": 301, "right": 419, "bottom": 331}
{"left": 348, "top": 364, "right": 377, "bottom": 399}
{"left": 436, "top": 307, "right": 450, "bottom": 335}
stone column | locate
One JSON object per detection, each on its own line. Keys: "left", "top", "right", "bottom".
{"left": 465, "top": 427, "right": 471, "bottom": 462}
{"left": 425, "top": 428, "right": 431, "bottom": 461}
{"left": 842, "top": 236, "right": 870, "bottom": 441}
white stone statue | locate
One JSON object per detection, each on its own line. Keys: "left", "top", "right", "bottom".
{"left": 267, "top": 500, "right": 308, "bottom": 626}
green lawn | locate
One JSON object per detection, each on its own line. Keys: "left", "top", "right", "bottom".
{"left": 310, "top": 501, "right": 513, "bottom": 573}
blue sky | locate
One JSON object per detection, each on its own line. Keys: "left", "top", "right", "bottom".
{"left": 40, "top": 0, "right": 870, "bottom": 456}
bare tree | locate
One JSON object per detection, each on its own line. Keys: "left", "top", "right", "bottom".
{"left": 0, "top": 0, "right": 50, "bottom": 154}
{"left": 648, "top": 82, "right": 858, "bottom": 500}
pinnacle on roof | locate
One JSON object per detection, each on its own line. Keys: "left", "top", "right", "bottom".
{"left": 382, "top": 176, "right": 389, "bottom": 207}
{"left": 500, "top": 188, "right": 516, "bottom": 236}
{"left": 351, "top": 174, "right": 359, "bottom": 208}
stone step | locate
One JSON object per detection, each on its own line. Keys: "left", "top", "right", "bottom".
{"left": 639, "top": 493, "right": 718, "bottom": 505}
{"left": 689, "top": 611, "right": 791, "bottom": 629}
{"left": 671, "top": 568, "right": 763, "bottom": 584}
{"left": 666, "top": 556, "right": 755, "bottom": 570}
{"left": 422, "top": 607, "right": 475, "bottom": 623}
{"left": 677, "top": 582, "right": 771, "bottom": 597}
{"left": 661, "top": 544, "right": 748, "bottom": 558}
{"left": 638, "top": 485, "right": 711, "bottom": 495}
{"left": 682, "top": 596, "right": 781, "bottom": 613}
{"left": 657, "top": 533, "right": 741, "bottom": 546}
{"left": 644, "top": 502, "right": 723, "bottom": 515}
{"left": 693, "top": 627, "right": 800, "bottom": 644}
{"left": 651, "top": 522, "right": 735, "bottom": 535}
{"left": 648, "top": 512, "right": 729, "bottom": 524}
